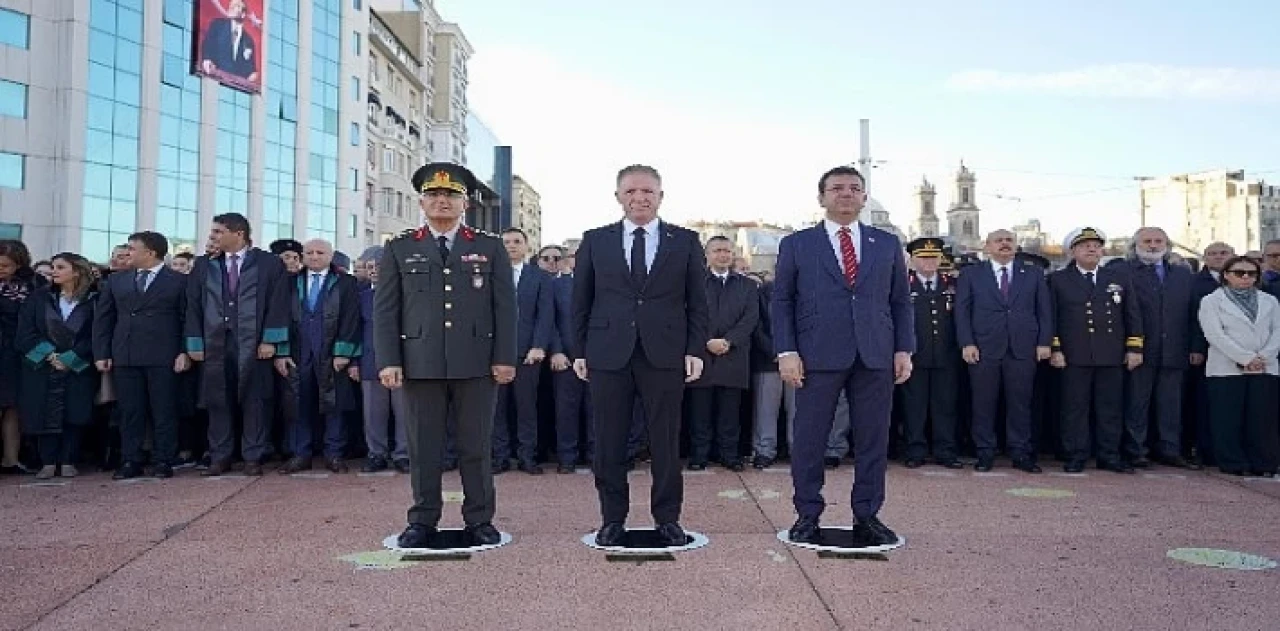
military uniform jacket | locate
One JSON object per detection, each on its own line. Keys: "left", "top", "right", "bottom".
{"left": 908, "top": 272, "right": 958, "bottom": 368}
{"left": 1048, "top": 263, "right": 1144, "bottom": 366}
{"left": 373, "top": 225, "right": 517, "bottom": 380}
{"left": 1108, "top": 258, "right": 1193, "bottom": 368}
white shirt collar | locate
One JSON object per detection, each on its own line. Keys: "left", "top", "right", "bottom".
{"left": 823, "top": 219, "right": 860, "bottom": 239}
{"left": 623, "top": 217, "right": 660, "bottom": 236}
{"left": 139, "top": 262, "right": 164, "bottom": 276}
{"left": 918, "top": 274, "right": 938, "bottom": 285}
{"left": 227, "top": 246, "right": 249, "bottom": 260}
{"left": 1078, "top": 265, "right": 1099, "bottom": 276}
{"left": 306, "top": 267, "right": 329, "bottom": 278}
{"left": 427, "top": 223, "right": 460, "bottom": 241}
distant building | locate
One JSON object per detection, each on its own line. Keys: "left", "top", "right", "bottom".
{"left": 1140, "top": 169, "right": 1280, "bottom": 255}
{"left": 946, "top": 162, "right": 983, "bottom": 252}
{"left": 686, "top": 220, "right": 794, "bottom": 272}
{"left": 913, "top": 177, "right": 940, "bottom": 238}
{"left": 1011, "top": 218, "right": 1048, "bottom": 251}
{"left": 512, "top": 175, "right": 541, "bottom": 252}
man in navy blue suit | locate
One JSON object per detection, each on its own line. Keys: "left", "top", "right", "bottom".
{"left": 772, "top": 165, "right": 914, "bottom": 546}
{"left": 954, "top": 229, "right": 1054, "bottom": 473}
{"left": 547, "top": 254, "right": 594, "bottom": 473}
{"left": 491, "top": 227, "right": 554, "bottom": 475}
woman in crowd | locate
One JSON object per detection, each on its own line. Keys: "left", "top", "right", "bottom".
{"left": 15, "top": 253, "right": 100, "bottom": 479}
{"left": 1198, "top": 255, "right": 1280, "bottom": 477}
{"left": 0, "top": 240, "right": 42, "bottom": 474}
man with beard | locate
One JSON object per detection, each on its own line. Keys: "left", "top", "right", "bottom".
{"left": 1187, "top": 242, "right": 1235, "bottom": 466}
{"left": 1111, "top": 227, "right": 1197, "bottom": 469}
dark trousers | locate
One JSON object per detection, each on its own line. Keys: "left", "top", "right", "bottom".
{"left": 38, "top": 428, "right": 82, "bottom": 465}
{"left": 969, "top": 355, "right": 1037, "bottom": 460}
{"left": 1207, "top": 375, "right": 1280, "bottom": 473}
{"left": 791, "top": 359, "right": 893, "bottom": 521}
{"left": 115, "top": 366, "right": 179, "bottom": 464}
{"left": 206, "top": 336, "right": 270, "bottom": 464}
{"left": 294, "top": 361, "right": 346, "bottom": 459}
{"left": 1060, "top": 364, "right": 1124, "bottom": 463}
{"left": 402, "top": 377, "right": 496, "bottom": 527}
{"left": 899, "top": 364, "right": 959, "bottom": 461}
{"left": 590, "top": 342, "right": 685, "bottom": 526}
{"left": 688, "top": 386, "right": 743, "bottom": 464}
{"left": 491, "top": 363, "right": 541, "bottom": 464}
{"left": 1185, "top": 365, "right": 1216, "bottom": 465}
{"left": 1124, "top": 364, "right": 1185, "bottom": 459}
{"left": 553, "top": 368, "right": 593, "bottom": 466}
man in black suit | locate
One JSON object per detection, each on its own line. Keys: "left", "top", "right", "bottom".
{"left": 1112, "top": 227, "right": 1198, "bottom": 469}
{"left": 491, "top": 227, "right": 554, "bottom": 475}
{"left": 572, "top": 164, "right": 709, "bottom": 547}
{"left": 94, "top": 231, "right": 190, "bottom": 479}
{"left": 955, "top": 229, "right": 1054, "bottom": 472}
{"left": 200, "top": 0, "right": 258, "bottom": 82}
{"left": 688, "top": 236, "right": 757, "bottom": 472}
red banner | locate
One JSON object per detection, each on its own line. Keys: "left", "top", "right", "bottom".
{"left": 193, "top": 0, "right": 264, "bottom": 94}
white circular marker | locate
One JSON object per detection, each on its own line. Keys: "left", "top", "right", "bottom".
{"left": 581, "top": 528, "right": 710, "bottom": 554}
{"left": 382, "top": 529, "right": 513, "bottom": 556}
{"left": 776, "top": 527, "right": 906, "bottom": 554}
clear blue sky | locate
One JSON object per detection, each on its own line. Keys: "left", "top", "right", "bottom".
{"left": 436, "top": 0, "right": 1280, "bottom": 245}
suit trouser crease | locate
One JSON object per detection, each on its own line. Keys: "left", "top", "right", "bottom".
{"left": 1123, "top": 364, "right": 1184, "bottom": 459}
{"left": 1061, "top": 364, "right": 1124, "bottom": 463}
{"left": 491, "top": 363, "right": 541, "bottom": 463}
{"left": 969, "top": 355, "right": 1036, "bottom": 460}
{"left": 207, "top": 335, "right": 270, "bottom": 463}
{"left": 294, "top": 360, "right": 346, "bottom": 459}
{"left": 402, "top": 378, "right": 496, "bottom": 527}
{"left": 553, "top": 369, "right": 593, "bottom": 465}
{"left": 362, "top": 381, "right": 408, "bottom": 460}
{"left": 752, "top": 372, "right": 796, "bottom": 459}
{"left": 116, "top": 366, "right": 179, "bottom": 463}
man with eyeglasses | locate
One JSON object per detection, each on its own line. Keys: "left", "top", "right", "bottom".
{"left": 536, "top": 246, "right": 564, "bottom": 276}
{"left": 1261, "top": 240, "right": 1280, "bottom": 284}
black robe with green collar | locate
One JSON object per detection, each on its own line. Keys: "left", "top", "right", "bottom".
{"left": 14, "top": 286, "right": 100, "bottom": 435}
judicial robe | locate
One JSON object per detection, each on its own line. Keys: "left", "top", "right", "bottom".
{"left": 15, "top": 287, "right": 99, "bottom": 435}
{"left": 287, "top": 267, "right": 361, "bottom": 414}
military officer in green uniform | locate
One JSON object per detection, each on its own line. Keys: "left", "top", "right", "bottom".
{"left": 374, "top": 162, "right": 517, "bottom": 548}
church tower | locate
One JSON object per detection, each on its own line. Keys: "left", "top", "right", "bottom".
{"left": 947, "top": 161, "right": 981, "bottom": 251}
{"left": 914, "top": 176, "right": 939, "bottom": 238}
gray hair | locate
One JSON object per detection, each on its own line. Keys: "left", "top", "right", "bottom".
{"left": 1127, "top": 226, "right": 1170, "bottom": 262}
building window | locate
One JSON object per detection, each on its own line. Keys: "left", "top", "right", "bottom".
{"left": 0, "top": 8, "right": 29, "bottom": 49}
{"left": 0, "top": 79, "right": 26, "bottom": 118}
{"left": 351, "top": 76, "right": 360, "bottom": 101}
{"left": 348, "top": 168, "right": 359, "bottom": 191}
{"left": 961, "top": 188, "right": 969, "bottom": 204}
{"left": 349, "top": 121, "right": 360, "bottom": 145}
{"left": 348, "top": 213, "right": 358, "bottom": 238}
{"left": 353, "top": 0, "right": 362, "bottom": 10}
{"left": 0, "top": 152, "right": 24, "bottom": 189}
{"left": 352, "top": 33, "right": 360, "bottom": 56}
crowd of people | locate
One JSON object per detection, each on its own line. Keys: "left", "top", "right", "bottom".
{"left": 0, "top": 217, "right": 1278, "bottom": 485}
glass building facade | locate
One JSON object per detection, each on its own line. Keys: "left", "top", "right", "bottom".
{"left": 157, "top": 0, "right": 202, "bottom": 252}
{"left": 307, "top": 0, "right": 341, "bottom": 243}
{"left": 263, "top": 0, "right": 300, "bottom": 243}
{"left": 82, "top": 0, "right": 144, "bottom": 262}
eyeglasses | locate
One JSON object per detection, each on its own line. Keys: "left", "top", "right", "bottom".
{"left": 1226, "top": 269, "right": 1259, "bottom": 278}
{"left": 540, "top": 255, "right": 562, "bottom": 262}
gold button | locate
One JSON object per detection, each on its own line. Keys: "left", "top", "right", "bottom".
{"left": 445, "top": 303, "right": 452, "bottom": 309}
{"left": 444, "top": 285, "right": 452, "bottom": 292}
{"left": 444, "top": 321, "right": 452, "bottom": 328}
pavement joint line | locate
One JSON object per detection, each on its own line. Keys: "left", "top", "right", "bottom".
{"left": 22, "top": 474, "right": 265, "bottom": 631}
{"left": 736, "top": 470, "right": 841, "bottom": 630}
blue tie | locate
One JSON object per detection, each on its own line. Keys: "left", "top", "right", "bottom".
{"left": 307, "top": 273, "right": 322, "bottom": 310}
{"left": 1155, "top": 263, "right": 1165, "bottom": 283}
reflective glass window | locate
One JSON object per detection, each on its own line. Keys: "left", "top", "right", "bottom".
{"left": 0, "top": 9, "right": 29, "bottom": 49}
{"left": 0, "top": 79, "right": 26, "bottom": 119}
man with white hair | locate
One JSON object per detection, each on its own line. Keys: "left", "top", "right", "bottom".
{"left": 1113, "top": 227, "right": 1197, "bottom": 469}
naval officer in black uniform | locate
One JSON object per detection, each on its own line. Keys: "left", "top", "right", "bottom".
{"left": 900, "top": 238, "right": 963, "bottom": 469}
{"left": 1048, "top": 227, "right": 1144, "bottom": 474}
{"left": 375, "top": 163, "right": 517, "bottom": 547}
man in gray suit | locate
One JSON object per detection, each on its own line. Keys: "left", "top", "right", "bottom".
{"left": 375, "top": 162, "right": 517, "bottom": 548}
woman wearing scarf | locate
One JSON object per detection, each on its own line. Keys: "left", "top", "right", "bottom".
{"left": 0, "top": 240, "right": 44, "bottom": 474}
{"left": 1197, "top": 255, "right": 1280, "bottom": 476}
{"left": 14, "top": 253, "right": 100, "bottom": 479}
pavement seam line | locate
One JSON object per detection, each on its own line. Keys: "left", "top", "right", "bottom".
{"left": 22, "top": 474, "right": 266, "bottom": 631}
{"left": 739, "top": 471, "right": 843, "bottom": 631}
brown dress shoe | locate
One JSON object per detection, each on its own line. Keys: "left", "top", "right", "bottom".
{"left": 201, "top": 460, "right": 232, "bottom": 477}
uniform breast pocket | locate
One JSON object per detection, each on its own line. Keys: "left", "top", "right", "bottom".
{"left": 403, "top": 263, "right": 431, "bottom": 290}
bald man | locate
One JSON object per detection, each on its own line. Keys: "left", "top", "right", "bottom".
{"left": 278, "top": 239, "right": 362, "bottom": 474}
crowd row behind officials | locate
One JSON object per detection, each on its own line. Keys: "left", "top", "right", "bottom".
{"left": 1, "top": 163, "right": 1279, "bottom": 545}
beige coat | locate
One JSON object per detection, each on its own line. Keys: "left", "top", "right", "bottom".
{"left": 1197, "top": 288, "right": 1280, "bottom": 377}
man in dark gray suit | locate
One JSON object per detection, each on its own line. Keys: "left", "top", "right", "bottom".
{"left": 375, "top": 162, "right": 516, "bottom": 548}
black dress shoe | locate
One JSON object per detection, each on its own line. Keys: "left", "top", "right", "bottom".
{"left": 687, "top": 462, "right": 707, "bottom": 471}
{"left": 1063, "top": 460, "right": 1086, "bottom": 473}
{"left": 1154, "top": 454, "right": 1197, "bottom": 470}
{"left": 726, "top": 461, "right": 745, "bottom": 472}
{"left": 361, "top": 456, "right": 388, "bottom": 473}
{"left": 1012, "top": 459, "right": 1042, "bottom": 474}
{"left": 466, "top": 522, "right": 502, "bottom": 546}
{"left": 1130, "top": 457, "right": 1152, "bottom": 469}
{"left": 903, "top": 458, "right": 924, "bottom": 469}
{"left": 824, "top": 457, "right": 841, "bottom": 469}
{"left": 1099, "top": 461, "right": 1135, "bottom": 474}
{"left": 557, "top": 463, "right": 576, "bottom": 474}
{"left": 788, "top": 516, "right": 821, "bottom": 544}
{"left": 201, "top": 459, "right": 232, "bottom": 477}
{"left": 975, "top": 457, "right": 994, "bottom": 472}
{"left": 938, "top": 458, "right": 965, "bottom": 469}
{"left": 518, "top": 461, "right": 544, "bottom": 475}
{"left": 153, "top": 463, "right": 174, "bottom": 479}
{"left": 113, "top": 461, "right": 143, "bottom": 480}
{"left": 656, "top": 522, "right": 688, "bottom": 547}
{"left": 859, "top": 515, "right": 898, "bottom": 544}
{"left": 752, "top": 456, "right": 774, "bottom": 469}
{"left": 595, "top": 522, "right": 625, "bottom": 547}
{"left": 279, "top": 456, "right": 311, "bottom": 474}
{"left": 397, "top": 523, "right": 437, "bottom": 548}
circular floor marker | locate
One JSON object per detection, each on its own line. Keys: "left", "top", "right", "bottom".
{"left": 1006, "top": 487, "right": 1076, "bottom": 498}
{"left": 339, "top": 550, "right": 420, "bottom": 570}
{"left": 382, "top": 529, "right": 513, "bottom": 556}
{"left": 581, "top": 528, "right": 710, "bottom": 554}
{"left": 776, "top": 527, "right": 906, "bottom": 553}
{"left": 1167, "top": 548, "right": 1277, "bottom": 571}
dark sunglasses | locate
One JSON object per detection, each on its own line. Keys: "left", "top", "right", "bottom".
{"left": 1227, "top": 269, "right": 1259, "bottom": 277}
{"left": 540, "top": 255, "right": 562, "bottom": 261}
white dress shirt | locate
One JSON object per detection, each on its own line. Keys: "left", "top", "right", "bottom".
{"left": 823, "top": 219, "right": 862, "bottom": 274}
{"left": 1078, "top": 265, "right": 1099, "bottom": 283}
{"left": 622, "top": 217, "right": 661, "bottom": 273}
{"left": 917, "top": 274, "right": 938, "bottom": 292}
{"left": 137, "top": 262, "right": 164, "bottom": 291}
{"left": 426, "top": 223, "right": 460, "bottom": 251}
{"left": 225, "top": 246, "right": 249, "bottom": 275}
{"left": 990, "top": 260, "right": 1014, "bottom": 287}
{"left": 58, "top": 295, "right": 78, "bottom": 320}
{"left": 512, "top": 263, "right": 523, "bottom": 288}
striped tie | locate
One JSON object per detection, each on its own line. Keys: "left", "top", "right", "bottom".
{"left": 838, "top": 227, "right": 858, "bottom": 287}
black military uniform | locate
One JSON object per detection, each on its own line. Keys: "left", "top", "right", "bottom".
{"left": 1048, "top": 228, "right": 1143, "bottom": 473}
{"left": 900, "top": 238, "right": 962, "bottom": 468}
{"left": 374, "top": 163, "right": 517, "bottom": 546}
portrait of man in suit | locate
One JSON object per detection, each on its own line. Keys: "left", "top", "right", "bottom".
{"left": 199, "top": 0, "right": 259, "bottom": 85}
{"left": 772, "top": 165, "right": 914, "bottom": 547}
{"left": 571, "top": 164, "right": 709, "bottom": 548}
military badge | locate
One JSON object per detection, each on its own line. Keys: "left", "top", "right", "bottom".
{"left": 1107, "top": 283, "right": 1123, "bottom": 304}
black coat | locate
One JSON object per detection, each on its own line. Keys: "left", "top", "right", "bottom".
{"left": 908, "top": 272, "right": 959, "bottom": 369}
{"left": 692, "top": 272, "right": 758, "bottom": 389}
{"left": 15, "top": 288, "right": 99, "bottom": 434}
{"left": 1189, "top": 268, "right": 1223, "bottom": 355}
{"left": 1048, "top": 263, "right": 1144, "bottom": 366}
{"left": 93, "top": 266, "right": 187, "bottom": 367}
{"left": 751, "top": 281, "right": 778, "bottom": 373}
{"left": 0, "top": 268, "right": 42, "bottom": 408}
{"left": 1107, "top": 258, "right": 1193, "bottom": 368}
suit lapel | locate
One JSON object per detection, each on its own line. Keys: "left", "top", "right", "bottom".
{"left": 986, "top": 262, "right": 1007, "bottom": 304}
{"left": 645, "top": 222, "right": 679, "bottom": 290}
{"left": 812, "top": 225, "right": 846, "bottom": 287}
{"left": 854, "top": 227, "right": 876, "bottom": 294}
{"left": 1008, "top": 262, "right": 1029, "bottom": 303}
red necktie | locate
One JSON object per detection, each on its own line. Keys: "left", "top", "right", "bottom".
{"left": 838, "top": 227, "right": 858, "bottom": 287}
